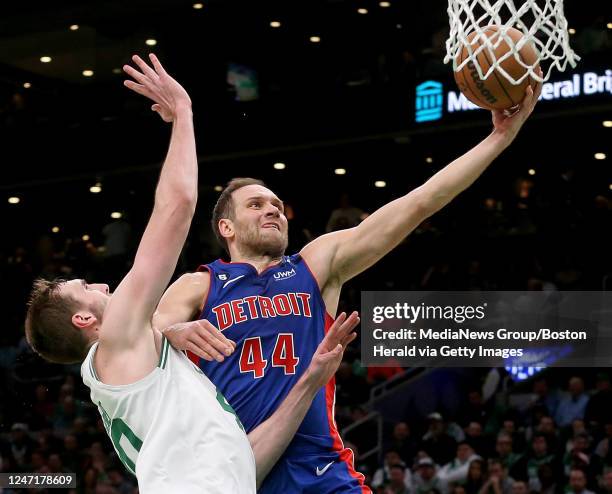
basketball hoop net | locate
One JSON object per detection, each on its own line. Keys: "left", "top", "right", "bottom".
{"left": 444, "top": 0, "right": 580, "bottom": 84}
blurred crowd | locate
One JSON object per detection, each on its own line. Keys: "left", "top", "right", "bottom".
{"left": 350, "top": 373, "right": 612, "bottom": 494}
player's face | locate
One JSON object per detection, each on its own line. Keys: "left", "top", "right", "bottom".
{"left": 230, "top": 185, "right": 289, "bottom": 257}
{"left": 60, "top": 279, "right": 110, "bottom": 321}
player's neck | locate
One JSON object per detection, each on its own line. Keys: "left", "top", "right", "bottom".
{"left": 230, "top": 252, "right": 283, "bottom": 274}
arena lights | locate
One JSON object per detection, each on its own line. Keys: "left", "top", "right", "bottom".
{"left": 193, "top": 3, "right": 203, "bottom": 9}
{"left": 608, "top": 23, "right": 612, "bottom": 29}
{"left": 595, "top": 153, "right": 607, "bottom": 160}
{"left": 609, "top": 184, "right": 612, "bottom": 191}
{"left": 603, "top": 121, "right": 612, "bottom": 128}
{"left": 374, "top": 181, "right": 386, "bottom": 188}
{"left": 214, "top": 185, "right": 223, "bottom": 192}
{"left": 309, "top": 36, "right": 321, "bottom": 43}
{"left": 40, "top": 56, "right": 52, "bottom": 63}
{"left": 425, "top": 157, "right": 433, "bottom": 163}
{"left": 23, "top": 82, "right": 31, "bottom": 89}
{"left": 357, "top": 8, "right": 368, "bottom": 14}
{"left": 270, "top": 21, "right": 281, "bottom": 28}
{"left": 90, "top": 183, "right": 102, "bottom": 193}
{"left": 379, "top": 1, "right": 391, "bottom": 7}
{"left": 8, "top": 196, "right": 20, "bottom": 204}
{"left": 528, "top": 168, "right": 536, "bottom": 176}
{"left": 112, "top": 68, "right": 122, "bottom": 74}
{"left": 82, "top": 234, "right": 90, "bottom": 241}
{"left": 82, "top": 70, "right": 94, "bottom": 77}
{"left": 145, "top": 39, "right": 157, "bottom": 46}
{"left": 334, "top": 168, "right": 347, "bottom": 175}
{"left": 70, "top": 24, "right": 79, "bottom": 31}
{"left": 568, "top": 28, "right": 576, "bottom": 35}
{"left": 111, "top": 212, "right": 123, "bottom": 219}
{"left": 52, "top": 226, "right": 60, "bottom": 233}
{"left": 273, "top": 162, "right": 286, "bottom": 170}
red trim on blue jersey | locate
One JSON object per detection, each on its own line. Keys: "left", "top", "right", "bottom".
{"left": 323, "top": 313, "right": 371, "bottom": 493}
{"left": 218, "top": 258, "right": 283, "bottom": 276}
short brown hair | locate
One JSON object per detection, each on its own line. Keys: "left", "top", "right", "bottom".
{"left": 211, "top": 177, "right": 266, "bottom": 251}
{"left": 25, "top": 278, "right": 90, "bottom": 364}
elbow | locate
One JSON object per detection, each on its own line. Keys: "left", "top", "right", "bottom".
{"left": 175, "top": 192, "right": 197, "bottom": 214}
{"left": 156, "top": 191, "right": 197, "bottom": 216}
{"left": 412, "top": 187, "right": 443, "bottom": 219}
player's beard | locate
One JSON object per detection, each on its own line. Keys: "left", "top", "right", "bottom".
{"left": 236, "top": 221, "right": 288, "bottom": 259}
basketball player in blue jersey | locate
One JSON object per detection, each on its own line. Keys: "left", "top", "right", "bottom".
{"left": 24, "top": 54, "right": 364, "bottom": 492}
{"left": 154, "top": 82, "right": 542, "bottom": 492}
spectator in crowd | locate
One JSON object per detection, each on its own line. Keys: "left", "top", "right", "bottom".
{"left": 385, "top": 464, "right": 412, "bottom": 494}
{"left": 464, "top": 458, "right": 486, "bottom": 494}
{"left": 372, "top": 450, "right": 413, "bottom": 491}
{"left": 594, "top": 420, "right": 612, "bottom": 462}
{"left": 567, "top": 468, "right": 595, "bottom": 494}
{"left": 600, "top": 471, "right": 612, "bottom": 494}
{"left": 384, "top": 422, "right": 418, "bottom": 465}
{"left": 438, "top": 442, "right": 481, "bottom": 493}
{"left": 9, "top": 423, "right": 34, "bottom": 470}
{"left": 530, "top": 377, "right": 560, "bottom": 418}
{"left": 107, "top": 466, "right": 136, "bottom": 494}
{"left": 555, "top": 377, "right": 590, "bottom": 429}
{"left": 464, "top": 422, "right": 489, "bottom": 457}
{"left": 413, "top": 457, "right": 443, "bottom": 494}
{"left": 514, "top": 433, "right": 559, "bottom": 490}
{"left": 422, "top": 413, "right": 459, "bottom": 465}
{"left": 501, "top": 417, "right": 527, "bottom": 455}
{"left": 534, "top": 415, "right": 560, "bottom": 453}
{"left": 479, "top": 459, "right": 514, "bottom": 494}
{"left": 537, "top": 462, "right": 559, "bottom": 494}
{"left": 495, "top": 433, "right": 521, "bottom": 474}
{"left": 510, "top": 480, "right": 528, "bottom": 494}
{"left": 61, "top": 433, "right": 83, "bottom": 473}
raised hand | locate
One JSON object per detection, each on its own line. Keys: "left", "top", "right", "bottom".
{"left": 491, "top": 67, "right": 543, "bottom": 143}
{"left": 123, "top": 54, "right": 191, "bottom": 122}
{"left": 303, "top": 311, "right": 360, "bottom": 389}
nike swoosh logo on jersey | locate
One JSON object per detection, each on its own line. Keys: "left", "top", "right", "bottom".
{"left": 223, "top": 275, "right": 245, "bottom": 289}
{"left": 316, "top": 461, "right": 334, "bottom": 476}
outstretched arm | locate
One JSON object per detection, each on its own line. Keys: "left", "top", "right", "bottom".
{"left": 101, "top": 55, "right": 198, "bottom": 348}
{"left": 248, "top": 312, "right": 359, "bottom": 488}
{"left": 302, "top": 79, "right": 542, "bottom": 286}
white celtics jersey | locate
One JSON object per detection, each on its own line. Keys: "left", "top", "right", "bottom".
{"left": 81, "top": 337, "right": 256, "bottom": 494}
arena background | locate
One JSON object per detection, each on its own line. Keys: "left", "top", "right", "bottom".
{"left": 1, "top": 0, "right": 611, "bottom": 492}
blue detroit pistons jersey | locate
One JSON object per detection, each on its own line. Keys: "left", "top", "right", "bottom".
{"left": 190, "top": 254, "right": 366, "bottom": 477}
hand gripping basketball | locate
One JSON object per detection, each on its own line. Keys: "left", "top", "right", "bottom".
{"left": 491, "top": 66, "right": 543, "bottom": 144}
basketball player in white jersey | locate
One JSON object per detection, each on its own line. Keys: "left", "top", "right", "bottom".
{"left": 25, "top": 54, "right": 360, "bottom": 493}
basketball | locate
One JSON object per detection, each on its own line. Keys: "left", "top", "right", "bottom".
{"left": 454, "top": 26, "right": 539, "bottom": 110}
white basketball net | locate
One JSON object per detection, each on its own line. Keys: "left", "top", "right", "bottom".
{"left": 444, "top": 0, "right": 580, "bottom": 84}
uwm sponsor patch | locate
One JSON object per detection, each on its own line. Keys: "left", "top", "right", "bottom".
{"left": 212, "top": 292, "right": 312, "bottom": 330}
{"left": 273, "top": 268, "right": 297, "bottom": 281}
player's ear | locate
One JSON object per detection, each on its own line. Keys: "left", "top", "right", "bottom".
{"left": 218, "top": 218, "right": 234, "bottom": 240}
{"left": 72, "top": 311, "right": 98, "bottom": 330}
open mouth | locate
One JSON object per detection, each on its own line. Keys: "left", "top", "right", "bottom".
{"left": 262, "top": 223, "right": 280, "bottom": 231}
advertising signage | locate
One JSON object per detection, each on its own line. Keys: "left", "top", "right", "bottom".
{"left": 416, "top": 68, "right": 612, "bottom": 123}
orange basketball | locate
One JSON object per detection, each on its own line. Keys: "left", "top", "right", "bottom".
{"left": 454, "top": 26, "right": 539, "bottom": 110}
